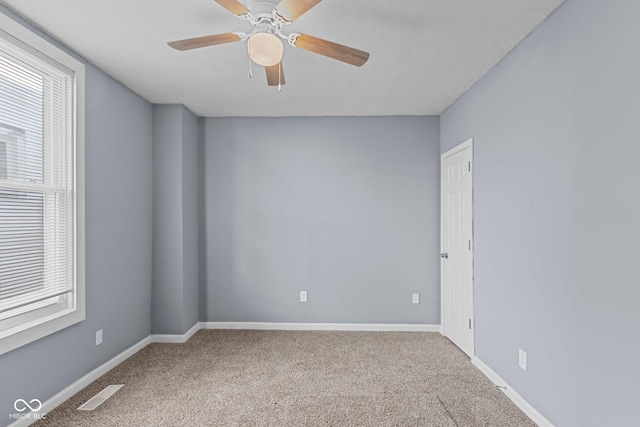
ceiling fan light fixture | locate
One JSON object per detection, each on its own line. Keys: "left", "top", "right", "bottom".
{"left": 168, "top": 0, "right": 370, "bottom": 86}
{"left": 247, "top": 32, "right": 284, "bottom": 67}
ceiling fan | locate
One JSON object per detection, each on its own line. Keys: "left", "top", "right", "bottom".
{"left": 167, "top": 0, "right": 370, "bottom": 89}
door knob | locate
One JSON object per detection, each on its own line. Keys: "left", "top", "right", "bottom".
{"left": 440, "top": 252, "right": 448, "bottom": 259}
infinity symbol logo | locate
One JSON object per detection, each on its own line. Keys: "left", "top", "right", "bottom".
{"left": 14, "top": 399, "right": 42, "bottom": 412}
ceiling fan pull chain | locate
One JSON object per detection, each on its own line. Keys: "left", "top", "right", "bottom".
{"left": 277, "top": 63, "right": 282, "bottom": 92}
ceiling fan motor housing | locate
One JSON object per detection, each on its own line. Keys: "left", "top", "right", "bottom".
{"left": 245, "top": 1, "right": 279, "bottom": 16}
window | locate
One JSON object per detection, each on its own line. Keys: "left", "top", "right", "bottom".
{"left": 0, "top": 14, "right": 84, "bottom": 355}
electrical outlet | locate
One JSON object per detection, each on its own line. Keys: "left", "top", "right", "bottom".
{"left": 95, "top": 329, "right": 103, "bottom": 346}
{"left": 300, "top": 291, "right": 307, "bottom": 303}
{"left": 412, "top": 293, "right": 420, "bottom": 304}
{"left": 519, "top": 349, "right": 527, "bottom": 371}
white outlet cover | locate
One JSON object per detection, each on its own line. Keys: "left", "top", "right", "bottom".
{"left": 412, "top": 293, "right": 420, "bottom": 304}
{"left": 519, "top": 348, "right": 527, "bottom": 371}
{"left": 95, "top": 329, "right": 103, "bottom": 346}
{"left": 300, "top": 291, "right": 307, "bottom": 303}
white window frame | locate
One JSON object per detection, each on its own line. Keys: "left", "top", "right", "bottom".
{"left": 0, "top": 13, "right": 85, "bottom": 356}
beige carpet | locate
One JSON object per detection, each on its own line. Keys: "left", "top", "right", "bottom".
{"left": 36, "top": 331, "right": 535, "bottom": 426}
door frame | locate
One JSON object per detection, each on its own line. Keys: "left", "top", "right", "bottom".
{"left": 440, "top": 138, "right": 475, "bottom": 356}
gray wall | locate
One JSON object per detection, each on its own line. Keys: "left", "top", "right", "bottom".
{"left": 201, "top": 116, "right": 440, "bottom": 324}
{"left": 151, "top": 105, "right": 199, "bottom": 334}
{"left": 181, "top": 108, "right": 200, "bottom": 330}
{"left": 0, "top": 6, "right": 153, "bottom": 426}
{"left": 441, "top": 0, "right": 640, "bottom": 425}
{"left": 151, "top": 105, "right": 183, "bottom": 333}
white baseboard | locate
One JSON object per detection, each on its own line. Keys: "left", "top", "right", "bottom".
{"left": 150, "top": 322, "right": 200, "bottom": 343}
{"left": 9, "top": 336, "right": 151, "bottom": 427}
{"left": 472, "top": 357, "right": 554, "bottom": 427}
{"left": 201, "top": 322, "right": 440, "bottom": 332}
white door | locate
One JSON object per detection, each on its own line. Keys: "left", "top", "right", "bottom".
{"left": 441, "top": 139, "right": 474, "bottom": 357}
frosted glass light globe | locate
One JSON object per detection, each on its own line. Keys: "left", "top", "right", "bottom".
{"left": 247, "top": 32, "right": 284, "bottom": 67}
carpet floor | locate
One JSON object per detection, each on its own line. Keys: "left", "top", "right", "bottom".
{"left": 35, "top": 330, "right": 535, "bottom": 426}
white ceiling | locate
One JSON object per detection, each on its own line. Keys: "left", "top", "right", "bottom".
{"left": 1, "top": 0, "right": 564, "bottom": 117}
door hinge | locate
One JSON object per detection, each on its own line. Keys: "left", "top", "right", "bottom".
{"left": 469, "top": 319, "right": 472, "bottom": 329}
{"left": 468, "top": 240, "right": 471, "bottom": 250}
{"left": 468, "top": 161, "right": 471, "bottom": 172}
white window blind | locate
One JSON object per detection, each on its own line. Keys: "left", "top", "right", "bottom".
{"left": 0, "top": 27, "right": 76, "bottom": 329}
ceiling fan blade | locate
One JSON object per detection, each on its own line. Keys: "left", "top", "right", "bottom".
{"left": 167, "top": 33, "right": 242, "bottom": 51}
{"left": 265, "top": 62, "right": 285, "bottom": 86}
{"left": 275, "top": 0, "right": 322, "bottom": 22}
{"left": 214, "top": 0, "right": 249, "bottom": 16}
{"left": 294, "top": 34, "right": 369, "bottom": 67}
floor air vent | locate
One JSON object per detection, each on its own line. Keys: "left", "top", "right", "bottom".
{"left": 77, "top": 385, "right": 123, "bottom": 411}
